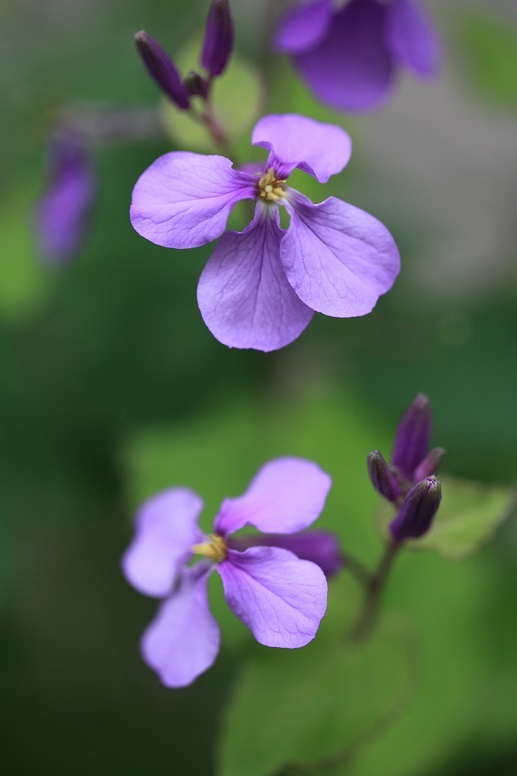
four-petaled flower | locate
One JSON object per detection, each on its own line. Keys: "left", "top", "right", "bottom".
{"left": 275, "top": 0, "right": 441, "bottom": 112}
{"left": 122, "top": 457, "right": 334, "bottom": 687}
{"left": 130, "top": 113, "right": 400, "bottom": 351}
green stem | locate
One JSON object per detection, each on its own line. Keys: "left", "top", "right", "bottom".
{"left": 350, "top": 540, "right": 400, "bottom": 642}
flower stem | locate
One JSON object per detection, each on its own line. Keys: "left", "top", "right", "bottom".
{"left": 350, "top": 540, "right": 400, "bottom": 642}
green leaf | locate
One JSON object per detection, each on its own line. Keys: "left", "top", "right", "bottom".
{"left": 376, "top": 476, "right": 515, "bottom": 560}
{"left": 161, "top": 37, "right": 265, "bottom": 151}
{"left": 218, "top": 591, "right": 418, "bottom": 776}
{"left": 458, "top": 11, "right": 517, "bottom": 108}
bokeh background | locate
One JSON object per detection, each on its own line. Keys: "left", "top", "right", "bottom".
{"left": 1, "top": 0, "right": 516, "bottom": 773}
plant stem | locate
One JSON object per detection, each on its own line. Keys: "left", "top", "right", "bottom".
{"left": 350, "top": 540, "right": 400, "bottom": 642}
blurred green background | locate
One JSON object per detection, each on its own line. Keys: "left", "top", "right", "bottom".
{"left": 1, "top": 0, "right": 516, "bottom": 774}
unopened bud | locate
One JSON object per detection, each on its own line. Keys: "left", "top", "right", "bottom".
{"left": 392, "top": 393, "right": 432, "bottom": 480}
{"left": 390, "top": 477, "right": 442, "bottom": 542}
{"left": 367, "top": 450, "right": 400, "bottom": 502}
{"left": 200, "top": 0, "right": 234, "bottom": 77}
{"left": 183, "top": 70, "right": 209, "bottom": 98}
{"left": 414, "top": 447, "right": 446, "bottom": 481}
{"left": 135, "top": 31, "right": 190, "bottom": 109}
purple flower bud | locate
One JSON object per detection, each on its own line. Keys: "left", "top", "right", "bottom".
{"left": 183, "top": 70, "right": 209, "bottom": 98}
{"left": 390, "top": 476, "right": 442, "bottom": 542}
{"left": 200, "top": 0, "right": 234, "bottom": 78}
{"left": 392, "top": 393, "right": 432, "bottom": 481}
{"left": 367, "top": 450, "right": 400, "bottom": 502}
{"left": 135, "top": 31, "right": 190, "bottom": 109}
{"left": 35, "top": 131, "right": 95, "bottom": 264}
{"left": 414, "top": 446, "right": 446, "bottom": 481}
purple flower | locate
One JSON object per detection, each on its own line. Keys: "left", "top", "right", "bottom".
{"left": 35, "top": 131, "right": 95, "bottom": 264}
{"left": 130, "top": 113, "right": 400, "bottom": 351}
{"left": 367, "top": 394, "right": 445, "bottom": 541}
{"left": 122, "top": 457, "right": 333, "bottom": 687}
{"left": 274, "top": 0, "right": 441, "bottom": 112}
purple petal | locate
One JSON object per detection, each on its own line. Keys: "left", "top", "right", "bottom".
{"left": 392, "top": 393, "right": 432, "bottom": 481}
{"left": 35, "top": 132, "right": 95, "bottom": 264}
{"left": 293, "top": 0, "right": 395, "bottom": 112}
{"left": 197, "top": 204, "right": 313, "bottom": 351}
{"left": 274, "top": 0, "right": 333, "bottom": 55}
{"left": 141, "top": 566, "right": 220, "bottom": 687}
{"left": 252, "top": 114, "right": 352, "bottom": 183}
{"left": 122, "top": 488, "right": 204, "bottom": 598}
{"left": 218, "top": 546, "right": 327, "bottom": 648}
{"left": 386, "top": 0, "right": 441, "bottom": 78}
{"left": 281, "top": 193, "right": 400, "bottom": 318}
{"left": 228, "top": 532, "right": 344, "bottom": 577}
{"left": 130, "top": 152, "right": 256, "bottom": 249}
{"left": 214, "top": 457, "right": 331, "bottom": 536}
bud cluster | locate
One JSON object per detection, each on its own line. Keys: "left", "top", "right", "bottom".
{"left": 367, "top": 394, "right": 444, "bottom": 542}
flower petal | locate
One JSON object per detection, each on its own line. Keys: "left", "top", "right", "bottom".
{"left": 252, "top": 114, "right": 352, "bottom": 183}
{"left": 228, "top": 531, "right": 344, "bottom": 577}
{"left": 218, "top": 547, "right": 327, "bottom": 647}
{"left": 386, "top": 0, "right": 441, "bottom": 78}
{"left": 293, "top": 0, "right": 395, "bottom": 112}
{"left": 274, "top": 0, "right": 333, "bottom": 55}
{"left": 122, "top": 488, "right": 204, "bottom": 597}
{"left": 141, "top": 566, "right": 220, "bottom": 687}
{"left": 197, "top": 204, "right": 313, "bottom": 351}
{"left": 214, "top": 457, "right": 331, "bottom": 536}
{"left": 281, "top": 193, "right": 400, "bottom": 317}
{"left": 130, "top": 152, "right": 256, "bottom": 249}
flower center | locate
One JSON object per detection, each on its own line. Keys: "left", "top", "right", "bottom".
{"left": 258, "top": 168, "right": 287, "bottom": 202}
{"left": 191, "top": 533, "right": 227, "bottom": 562}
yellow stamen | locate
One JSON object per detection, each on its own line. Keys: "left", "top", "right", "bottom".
{"left": 258, "top": 168, "right": 287, "bottom": 202}
{"left": 191, "top": 533, "right": 227, "bottom": 562}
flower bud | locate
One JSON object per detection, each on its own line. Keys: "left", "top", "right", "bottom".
{"left": 135, "top": 31, "right": 190, "bottom": 109}
{"left": 390, "top": 477, "right": 442, "bottom": 542}
{"left": 392, "top": 393, "right": 432, "bottom": 480}
{"left": 414, "top": 446, "right": 446, "bottom": 481}
{"left": 367, "top": 450, "right": 400, "bottom": 502}
{"left": 183, "top": 70, "right": 209, "bottom": 98}
{"left": 200, "top": 0, "right": 234, "bottom": 77}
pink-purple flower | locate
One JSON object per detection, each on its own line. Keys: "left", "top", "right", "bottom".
{"left": 130, "top": 113, "right": 400, "bottom": 351}
{"left": 122, "top": 457, "right": 336, "bottom": 687}
{"left": 275, "top": 0, "right": 441, "bottom": 112}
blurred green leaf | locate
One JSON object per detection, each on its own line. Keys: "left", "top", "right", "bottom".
{"left": 161, "top": 38, "right": 264, "bottom": 151}
{"left": 458, "top": 12, "right": 517, "bottom": 107}
{"left": 0, "top": 183, "right": 54, "bottom": 324}
{"left": 376, "top": 476, "right": 515, "bottom": 560}
{"left": 218, "top": 596, "right": 417, "bottom": 776}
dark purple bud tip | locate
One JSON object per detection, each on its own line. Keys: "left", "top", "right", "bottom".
{"left": 200, "top": 0, "right": 234, "bottom": 78}
{"left": 390, "top": 477, "right": 442, "bottom": 543}
{"left": 183, "top": 70, "right": 209, "bottom": 98}
{"left": 135, "top": 30, "right": 190, "bottom": 109}
{"left": 414, "top": 447, "right": 446, "bottom": 481}
{"left": 392, "top": 393, "right": 432, "bottom": 481}
{"left": 367, "top": 450, "right": 400, "bottom": 502}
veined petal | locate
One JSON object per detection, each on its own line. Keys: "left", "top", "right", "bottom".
{"left": 229, "top": 531, "right": 344, "bottom": 577}
{"left": 130, "top": 152, "right": 256, "bottom": 249}
{"left": 214, "top": 457, "right": 331, "bottom": 536}
{"left": 294, "top": 0, "right": 395, "bottom": 112}
{"left": 218, "top": 547, "right": 327, "bottom": 648}
{"left": 197, "top": 204, "right": 313, "bottom": 352}
{"left": 252, "top": 114, "right": 351, "bottom": 183}
{"left": 282, "top": 193, "right": 400, "bottom": 318}
{"left": 274, "top": 0, "right": 333, "bottom": 55}
{"left": 141, "top": 566, "right": 220, "bottom": 687}
{"left": 122, "top": 488, "right": 204, "bottom": 598}
{"left": 386, "top": 0, "right": 441, "bottom": 77}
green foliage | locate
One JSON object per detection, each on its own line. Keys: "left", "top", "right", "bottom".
{"left": 376, "top": 476, "right": 515, "bottom": 560}
{"left": 218, "top": 595, "right": 416, "bottom": 776}
{"left": 458, "top": 11, "right": 517, "bottom": 108}
{"left": 161, "top": 38, "right": 264, "bottom": 151}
